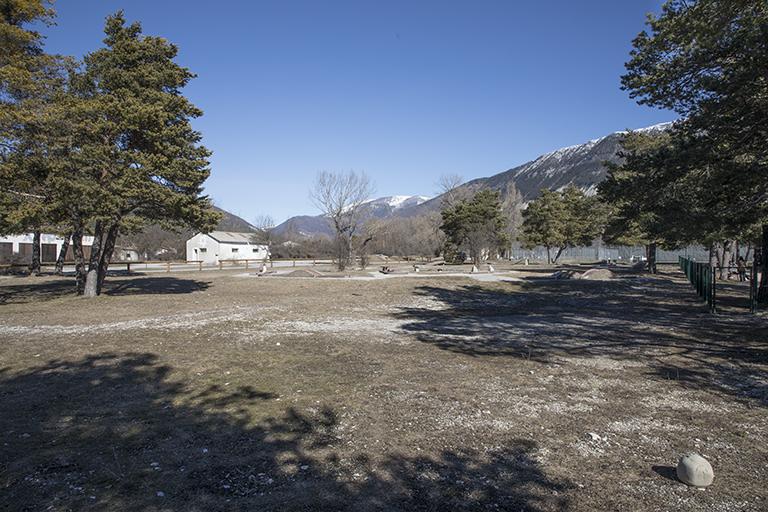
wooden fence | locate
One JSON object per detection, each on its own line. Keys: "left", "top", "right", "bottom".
{"left": 0, "top": 258, "right": 337, "bottom": 274}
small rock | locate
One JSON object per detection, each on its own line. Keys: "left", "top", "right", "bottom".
{"left": 156, "top": 491, "right": 165, "bottom": 497}
{"left": 676, "top": 453, "right": 714, "bottom": 488}
{"left": 588, "top": 432, "right": 601, "bottom": 442}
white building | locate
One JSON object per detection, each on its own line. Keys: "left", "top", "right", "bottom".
{"left": 0, "top": 233, "right": 93, "bottom": 263}
{"left": 0, "top": 233, "right": 139, "bottom": 263}
{"left": 186, "top": 231, "right": 269, "bottom": 264}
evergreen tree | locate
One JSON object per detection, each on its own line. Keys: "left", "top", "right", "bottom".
{"left": 0, "top": 0, "right": 65, "bottom": 274}
{"left": 599, "top": 130, "right": 683, "bottom": 272}
{"left": 621, "top": 0, "right": 768, "bottom": 295}
{"left": 440, "top": 189, "right": 507, "bottom": 267}
{"left": 520, "top": 187, "right": 605, "bottom": 264}
{"left": 67, "top": 12, "right": 219, "bottom": 295}
{"left": 519, "top": 189, "right": 565, "bottom": 264}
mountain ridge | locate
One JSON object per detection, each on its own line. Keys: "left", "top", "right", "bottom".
{"left": 273, "top": 122, "right": 673, "bottom": 237}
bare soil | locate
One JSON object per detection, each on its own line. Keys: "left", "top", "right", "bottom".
{"left": 0, "top": 268, "right": 766, "bottom": 511}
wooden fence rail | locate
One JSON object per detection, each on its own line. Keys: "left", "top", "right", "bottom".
{"left": 0, "top": 258, "right": 337, "bottom": 274}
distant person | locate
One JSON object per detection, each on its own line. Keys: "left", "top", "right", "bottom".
{"left": 737, "top": 257, "right": 747, "bottom": 282}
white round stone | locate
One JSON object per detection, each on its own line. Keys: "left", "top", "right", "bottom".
{"left": 676, "top": 453, "right": 714, "bottom": 488}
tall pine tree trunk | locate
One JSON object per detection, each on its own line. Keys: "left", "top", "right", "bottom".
{"left": 546, "top": 246, "right": 552, "bottom": 265}
{"left": 29, "top": 229, "right": 41, "bottom": 276}
{"left": 84, "top": 221, "right": 120, "bottom": 297}
{"left": 758, "top": 224, "right": 768, "bottom": 303}
{"left": 646, "top": 243, "right": 657, "bottom": 274}
{"left": 84, "top": 221, "right": 104, "bottom": 297}
{"left": 96, "top": 223, "right": 119, "bottom": 294}
{"left": 553, "top": 246, "right": 565, "bottom": 264}
{"left": 54, "top": 231, "right": 72, "bottom": 275}
{"left": 72, "top": 223, "right": 86, "bottom": 295}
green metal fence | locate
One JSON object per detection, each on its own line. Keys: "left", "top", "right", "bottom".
{"left": 679, "top": 256, "right": 716, "bottom": 313}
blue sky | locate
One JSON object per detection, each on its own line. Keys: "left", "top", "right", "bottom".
{"left": 40, "top": 1, "right": 673, "bottom": 223}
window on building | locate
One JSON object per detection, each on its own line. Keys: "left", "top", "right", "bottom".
{"left": 253, "top": 248, "right": 259, "bottom": 252}
{"left": 232, "top": 248, "right": 239, "bottom": 253}
{"left": 199, "top": 248, "right": 207, "bottom": 253}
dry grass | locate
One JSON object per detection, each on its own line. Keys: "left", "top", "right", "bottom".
{"left": 0, "top": 269, "right": 766, "bottom": 511}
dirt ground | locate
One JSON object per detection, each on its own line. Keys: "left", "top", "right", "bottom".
{"left": 0, "top": 267, "right": 766, "bottom": 511}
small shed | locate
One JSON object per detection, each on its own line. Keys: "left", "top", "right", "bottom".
{"left": 186, "top": 231, "right": 269, "bottom": 264}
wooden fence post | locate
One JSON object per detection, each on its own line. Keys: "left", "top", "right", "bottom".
{"left": 166, "top": 261, "right": 171, "bottom": 273}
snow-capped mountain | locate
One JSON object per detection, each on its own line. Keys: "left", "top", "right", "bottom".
{"left": 408, "top": 121, "right": 675, "bottom": 215}
{"left": 362, "top": 195, "right": 431, "bottom": 217}
{"left": 273, "top": 122, "right": 674, "bottom": 238}
{"left": 272, "top": 195, "right": 431, "bottom": 238}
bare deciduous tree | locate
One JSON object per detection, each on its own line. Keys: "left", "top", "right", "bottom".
{"left": 354, "top": 219, "right": 385, "bottom": 269}
{"left": 437, "top": 173, "right": 468, "bottom": 209}
{"left": 252, "top": 214, "right": 276, "bottom": 246}
{"left": 310, "top": 171, "right": 374, "bottom": 270}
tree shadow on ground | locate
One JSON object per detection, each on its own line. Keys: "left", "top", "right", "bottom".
{"left": 0, "top": 277, "right": 74, "bottom": 304}
{"left": 0, "top": 276, "right": 210, "bottom": 304}
{"left": 103, "top": 277, "right": 211, "bottom": 296}
{"left": 392, "top": 277, "right": 768, "bottom": 407}
{"left": 0, "top": 353, "right": 570, "bottom": 511}
{"left": 713, "top": 280, "right": 752, "bottom": 312}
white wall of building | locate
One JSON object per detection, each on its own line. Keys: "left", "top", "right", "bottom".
{"left": 226, "top": 243, "right": 269, "bottom": 261}
{"left": 0, "top": 233, "right": 96, "bottom": 262}
{"left": 186, "top": 233, "right": 220, "bottom": 264}
{"left": 186, "top": 233, "right": 270, "bottom": 263}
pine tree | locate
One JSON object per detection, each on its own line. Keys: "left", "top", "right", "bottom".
{"left": 520, "top": 187, "right": 605, "bottom": 264}
{"left": 440, "top": 189, "right": 507, "bottom": 267}
{"left": 68, "top": 12, "right": 220, "bottom": 295}
{"left": 0, "top": 0, "right": 64, "bottom": 275}
{"left": 599, "top": 130, "right": 681, "bottom": 272}
{"left": 621, "top": 0, "right": 768, "bottom": 296}
{"left": 519, "top": 189, "right": 565, "bottom": 264}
